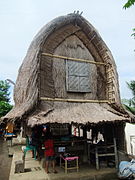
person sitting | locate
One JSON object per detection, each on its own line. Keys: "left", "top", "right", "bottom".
{"left": 44, "top": 131, "right": 57, "bottom": 174}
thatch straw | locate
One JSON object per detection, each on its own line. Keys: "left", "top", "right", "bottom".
{"left": 27, "top": 102, "right": 131, "bottom": 127}
{"left": 1, "top": 13, "right": 132, "bottom": 126}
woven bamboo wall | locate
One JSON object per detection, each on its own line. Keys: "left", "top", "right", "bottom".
{"left": 52, "top": 35, "right": 98, "bottom": 100}
{"left": 40, "top": 23, "right": 107, "bottom": 105}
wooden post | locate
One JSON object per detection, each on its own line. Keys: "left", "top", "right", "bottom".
{"left": 60, "top": 156, "right": 62, "bottom": 167}
{"left": 65, "top": 160, "right": 67, "bottom": 173}
{"left": 114, "top": 138, "right": 118, "bottom": 169}
{"left": 88, "top": 143, "right": 90, "bottom": 165}
{"left": 95, "top": 147, "right": 99, "bottom": 170}
{"left": 77, "top": 158, "right": 79, "bottom": 172}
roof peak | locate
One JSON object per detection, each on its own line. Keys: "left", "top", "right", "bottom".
{"left": 68, "top": 11, "right": 83, "bottom": 16}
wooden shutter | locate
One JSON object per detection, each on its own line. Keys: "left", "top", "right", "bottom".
{"left": 66, "top": 60, "right": 91, "bottom": 92}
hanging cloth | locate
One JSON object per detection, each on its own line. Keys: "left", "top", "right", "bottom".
{"left": 71, "top": 125, "right": 79, "bottom": 136}
{"left": 97, "top": 132, "right": 104, "bottom": 144}
{"left": 79, "top": 127, "right": 83, "bottom": 137}
{"left": 87, "top": 129, "right": 92, "bottom": 139}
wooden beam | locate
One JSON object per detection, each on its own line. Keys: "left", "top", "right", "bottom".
{"left": 40, "top": 97, "right": 110, "bottom": 103}
{"left": 42, "top": 52, "right": 106, "bottom": 65}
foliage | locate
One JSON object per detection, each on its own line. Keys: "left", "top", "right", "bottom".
{"left": 121, "top": 2, "right": 135, "bottom": 111}
{"left": 0, "top": 101, "right": 12, "bottom": 117}
{"left": 131, "top": 28, "right": 135, "bottom": 39}
{"left": 0, "top": 80, "right": 13, "bottom": 117}
{"left": 122, "top": 81, "right": 135, "bottom": 115}
{"left": 122, "top": 98, "right": 132, "bottom": 106}
{"left": 0, "top": 80, "right": 10, "bottom": 102}
{"left": 127, "top": 80, "right": 135, "bottom": 97}
{"left": 123, "top": 0, "right": 135, "bottom": 9}
{"left": 123, "top": 0, "right": 135, "bottom": 39}
{"left": 123, "top": 104, "right": 135, "bottom": 114}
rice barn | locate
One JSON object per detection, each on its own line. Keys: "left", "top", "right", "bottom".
{"left": 2, "top": 13, "right": 134, "bottom": 172}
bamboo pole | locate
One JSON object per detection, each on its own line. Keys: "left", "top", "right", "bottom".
{"left": 106, "top": 63, "right": 116, "bottom": 103}
{"left": 107, "top": 81, "right": 114, "bottom": 84}
{"left": 40, "top": 97, "right": 110, "bottom": 103}
{"left": 108, "top": 90, "right": 115, "bottom": 93}
{"left": 42, "top": 52, "right": 106, "bottom": 65}
{"left": 106, "top": 68, "right": 114, "bottom": 73}
{"left": 107, "top": 76, "right": 114, "bottom": 80}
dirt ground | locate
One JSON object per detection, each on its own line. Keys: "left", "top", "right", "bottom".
{"left": 0, "top": 138, "right": 12, "bottom": 180}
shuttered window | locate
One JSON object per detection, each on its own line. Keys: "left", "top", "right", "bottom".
{"left": 66, "top": 60, "right": 91, "bottom": 92}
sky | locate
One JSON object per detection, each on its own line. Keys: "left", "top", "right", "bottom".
{"left": 0, "top": 0, "right": 134, "bottom": 104}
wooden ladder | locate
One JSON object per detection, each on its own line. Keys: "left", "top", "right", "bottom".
{"left": 106, "top": 63, "right": 116, "bottom": 104}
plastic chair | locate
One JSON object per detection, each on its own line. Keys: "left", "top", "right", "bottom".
{"left": 23, "top": 136, "right": 37, "bottom": 160}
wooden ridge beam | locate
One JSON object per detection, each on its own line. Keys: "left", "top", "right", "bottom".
{"left": 40, "top": 97, "right": 110, "bottom": 103}
{"left": 42, "top": 52, "right": 106, "bottom": 65}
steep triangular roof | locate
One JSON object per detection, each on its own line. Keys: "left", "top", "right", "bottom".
{"left": 2, "top": 13, "right": 132, "bottom": 126}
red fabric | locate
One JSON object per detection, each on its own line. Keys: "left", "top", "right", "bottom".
{"left": 44, "top": 139, "right": 54, "bottom": 157}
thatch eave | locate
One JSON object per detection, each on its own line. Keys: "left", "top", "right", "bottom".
{"left": 25, "top": 102, "right": 131, "bottom": 127}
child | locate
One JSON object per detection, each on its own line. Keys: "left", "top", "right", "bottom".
{"left": 44, "top": 132, "right": 57, "bottom": 174}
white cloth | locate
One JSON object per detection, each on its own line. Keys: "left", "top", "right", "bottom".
{"left": 97, "top": 132, "right": 104, "bottom": 143}
{"left": 71, "top": 125, "right": 79, "bottom": 136}
{"left": 87, "top": 129, "right": 92, "bottom": 139}
{"left": 80, "top": 128, "right": 83, "bottom": 137}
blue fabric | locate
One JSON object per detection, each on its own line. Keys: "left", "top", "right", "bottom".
{"left": 118, "top": 159, "right": 135, "bottom": 178}
{"left": 5, "top": 132, "right": 15, "bottom": 136}
{"left": 129, "top": 159, "right": 135, "bottom": 173}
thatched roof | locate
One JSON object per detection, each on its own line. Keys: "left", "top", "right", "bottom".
{"left": 26, "top": 102, "right": 131, "bottom": 127}
{"left": 2, "top": 13, "right": 132, "bottom": 126}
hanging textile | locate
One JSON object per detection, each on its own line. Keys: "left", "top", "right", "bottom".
{"left": 93, "top": 131, "right": 104, "bottom": 144}
{"left": 6, "top": 122, "right": 14, "bottom": 133}
{"left": 87, "top": 129, "right": 92, "bottom": 139}
{"left": 93, "top": 137, "right": 97, "bottom": 144}
{"left": 76, "top": 127, "right": 79, "bottom": 137}
{"left": 71, "top": 124, "right": 79, "bottom": 136}
{"left": 97, "top": 132, "right": 104, "bottom": 143}
{"left": 79, "top": 127, "right": 83, "bottom": 137}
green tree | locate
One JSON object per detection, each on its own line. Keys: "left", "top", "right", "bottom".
{"left": 122, "top": 1, "right": 135, "bottom": 112}
{"left": 123, "top": 0, "right": 135, "bottom": 9}
{"left": 123, "top": 0, "right": 135, "bottom": 38}
{"left": 127, "top": 80, "right": 135, "bottom": 105}
{"left": 122, "top": 81, "right": 135, "bottom": 114}
{"left": 0, "top": 80, "right": 13, "bottom": 117}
